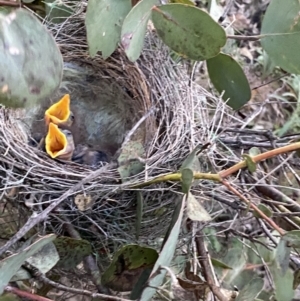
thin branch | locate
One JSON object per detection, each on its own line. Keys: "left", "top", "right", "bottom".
{"left": 219, "top": 142, "right": 300, "bottom": 178}
{"left": 21, "top": 262, "right": 132, "bottom": 301}
{"left": 5, "top": 286, "right": 54, "bottom": 301}
{"left": 222, "top": 180, "right": 285, "bottom": 236}
{"left": 0, "top": 0, "right": 21, "bottom": 7}
{"left": 195, "top": 231, "right": 227, "bottom": 301}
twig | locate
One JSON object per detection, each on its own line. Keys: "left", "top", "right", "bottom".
{"left": 222, "top": 180, "right": 285, "bottom": 236}
{"left": 5, "top": 286, "right": 54, "bottom": 301}
{"left": 122, "top": 107, "right": 156, "bottom": 146}
{"left": 20, "top": 262, "right": 132, "bottom": 301}
{"left": 132, "top": 141, "right": 300, "bottom": 188}
{"left": 0, "top": 0, "right": 21, "bottom": 7}
{"left": 219, "top": 142, "right": 300, "bottom": 178}
{"left": 195, "top": 231, "right": 227, "bottom": 301}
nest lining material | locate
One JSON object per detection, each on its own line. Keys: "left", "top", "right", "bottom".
{"left": 0, "top": 10, "right": 242, "bottom": 249}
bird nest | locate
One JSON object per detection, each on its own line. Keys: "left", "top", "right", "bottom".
{"left": 0, "top": 10, "right": 236, "bottom": 253}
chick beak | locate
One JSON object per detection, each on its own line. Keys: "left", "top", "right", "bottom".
{"left": 45, "top": 94, "right": 74, "bottom": 127}
{"left": 45, "top": 123, "right": 75, "bottom": 161}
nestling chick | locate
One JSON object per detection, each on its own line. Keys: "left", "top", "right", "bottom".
{"left": 45, "top": 123, "right": 75, "bottom": 161}
{"left": 44, "top": 94, "right": 74, "bottom": 127}
{"left": 72, "top": 144, "right": 109, "bottom": 168}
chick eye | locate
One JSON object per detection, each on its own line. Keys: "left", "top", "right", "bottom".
{"left": 70, "top": 114, "right": 75, "bottom": 121}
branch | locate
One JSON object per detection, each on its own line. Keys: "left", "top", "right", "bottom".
{"left": 195, "top": 231, "right": 227, "bottom": 301}
{"left": 5, "top": 286, "right": 54, "bottom": 301}
{"left": 222, "top": 180, "right": 285, "bottom": 236}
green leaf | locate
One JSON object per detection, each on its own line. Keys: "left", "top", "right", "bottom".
{"left": 0, "top": 9, "right": 63, "bottom": 109}
{"left": 242, "top": 154, "right": 257, "bottom": 173}
{"left": 270, "top": 263, "right": 294, "bottom": 301}
{"left": 211, "top": 258, "right": 232, "bottom": 270}
{"left": 161, "top": 196, "right": 183, "bottom": 249}
{"left": 45, "top": 0, "right": 79, "bottom": 24}
{"left": 86, "top": 0, "right": 131, "bottom": 58}
{"left": 139, "top": 195, "right": 185, "bottom": 301}
{"left": 53, "top": 237, "right": 92, "bottom": 270}
{"left": 186, "top": 193, "right": 211, "bottom": 222}
{"left": 179, "top": 145, "right": 201, "bottom": 172}
{"left": 11, "top": 242, "right": 59, "bottom": 281}
{"left": 135, "top": 191, "right": 143, "bottom": 240}
{"left": 236, "top": 277, "right": 264, "bottom": 301}
{"left": 117, "top": 141, "right": 145, "bottom": 182}
{"left": 0, "top": 234, "right": 56, "bottom": 295}
{"left": 253, "top": 204, "right": 273, "bottom": 219}
{"left": 181, "top": 168, "right": 194, "bottom": 193}
{"left": 207, "top": 53, "right": 251, "bottom": 110}
{"left": 121, "top": 0, "right": 159, "bottom": 62}
{"left": 151, "top": 4, "right": 226, "bottom": 61}
{"left": 261, "top": 0, "right": 300, "bottom": 74}
{"left": 179, "top": 145, "right": 201, "bottom": 191}
{"left": 283, "top": 230, "right": 300, "bottom": 248}
{"left": 101, "top": 245, "right": 158, "bottom": 292}
{"left": 249, "top": 147, "right": 261, "bottom": 156}
{"left": 275, "top": 239, "right": 290, "bottom": 276}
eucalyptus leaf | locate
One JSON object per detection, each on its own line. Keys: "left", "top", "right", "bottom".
{"left": 53, "top": 237, "right": 92, "bottom": 270}
{"left": 283, "top": 230, "right": 300, "bottom": 248}
{"left": 45, "top": 0, "right": 79, "bottom": 24}
{"left": 0, "top": 234, "right": 56, "bottom": 294}
{"left": 242, "top": 154, "right": 257, "bottom": 173}
{"left": 151, "top": 4, "right": 226, "bottom": 61}
{"left": 270, "top": 262, "right": 294, "bottom": 301}
{"left": 0, "top": 9, "right": 63, "bottom": 108}
{"left": 235, "top": 277, "right": 264, "bottom": 301}
{"left": 117, "top": 141, "right": 145, "bottom": 182}
{"left": 121, "top": 0, "right": 159, "bottom": 62}
{"left": 207, "top": 53, "right": 251, "bottom": 110}
{"left": 261, "top": 0, "right": 300, "bottom": 74}
{"left": 86, "top": 0, "right": 131, "bottom": 59}
{"left": 275, "top": 238, "right": 291, "bottom": 275}
{"left": 102, "top": 244, "right": 158, "bottom": 292}
{"left": 179, "top": 145, "right": 201, "bottom": 172}
{"left": 253, "top": 204, "right": 273, "bottom": 219}
{"left": 139, "top": 195, "right": 185, "bottom": 301}
{"left": 211, "top": 257, "right": 232, "bottom": 270}
{"left": 11, "top": 242, "right": 59, "bottom": 281}
{"left": 181, "top": 168, "right": 194, "bottom": 193}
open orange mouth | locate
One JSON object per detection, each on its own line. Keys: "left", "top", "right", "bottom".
{"left": 45, "top": 94, "right": 73, "bottom": 126}
{"left": 45, "top": 123, "right": 69, "bottom": 159}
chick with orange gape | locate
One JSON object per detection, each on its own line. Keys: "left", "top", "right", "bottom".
{"left": 44, "top": 94, "right": 74, "bottom": 127}
{"left": 41, "top": 94, "right": 109, "bottom": 166}
{"left": 45, "top": 123, "right": 75, "bottom": 161}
